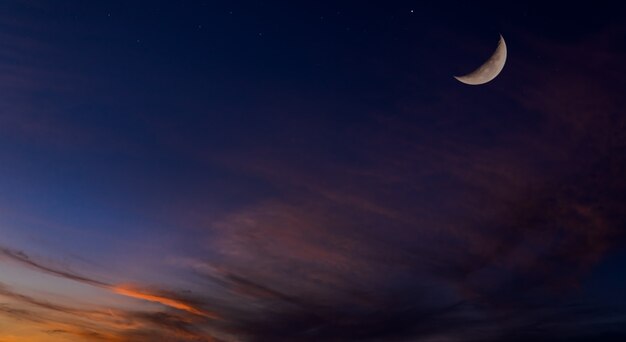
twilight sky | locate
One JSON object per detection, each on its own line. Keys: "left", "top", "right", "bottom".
{"left": 1, "top": 1, "right": 626, "bottom": 341}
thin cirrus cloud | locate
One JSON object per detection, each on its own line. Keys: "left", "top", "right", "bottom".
{"left": 0, "top": 246, "right": 219, "bottom": 320}
{"left": 0, "top": 247, "right": 221, "bottom": 341}
{"left": 111, "top": 286, "right": 219, "bottom": 319}
{"left": 183, "top": 28, "right": 625, "bottom": 341}
{"left": 2, "top": 29, "right": 625, "bottom": 342}
{"left": 0, "top": 6, "right": 625, "bottom": 342}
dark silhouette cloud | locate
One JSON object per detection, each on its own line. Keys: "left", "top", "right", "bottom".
{"left": 0, "top": 247, "right": 110, "bottom": 287}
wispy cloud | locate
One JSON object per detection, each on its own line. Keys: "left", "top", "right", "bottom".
{"left": 0, "top": 5, "right": 625, "bottom": 342}
{"left": 0, "top": 247, "right": 109, "bottom": 288}
{"left": 111, "top": 286, "right": 219, "bottom": 319}
{"left": 0, "top": 246, "right": 219, "bottom": 321}
{"left": 0, "top": 280, "right": 219, "bottom": 342}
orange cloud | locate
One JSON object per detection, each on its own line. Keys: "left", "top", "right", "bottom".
{"left": 111, "top": 285, "right": 219, "bottom": 319}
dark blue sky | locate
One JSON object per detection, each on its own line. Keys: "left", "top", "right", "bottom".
{"left": 0, "top": 1, "right": 625, "bottom": 341}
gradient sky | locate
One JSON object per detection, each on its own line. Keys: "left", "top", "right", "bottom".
{"left": 1, "top": 1, "right": 626, "bottom": 341}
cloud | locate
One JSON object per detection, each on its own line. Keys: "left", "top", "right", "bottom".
{"left": 0, "top": 281, "right": 219, "bottom": 342}
{"left": 111, "top": 286, "right": 219, "bottom": 319}
{"left": 0, "top": 282, "right": 105, "bottom": 318}
{"left": 0, "top": 246, "right": 219, "bottom": 321}
{"left": 179, "top": 26, "right": 626, "bottom": 341}
{"left": 0, "top": 246, "right": 109, "bottom": 288}
{"left": 0, "top": 8, "right": 625, "bottom": 342}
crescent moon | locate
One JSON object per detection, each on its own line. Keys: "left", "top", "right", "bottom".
{"left": 454, "top": 35, "right": 507, "bottom": 85}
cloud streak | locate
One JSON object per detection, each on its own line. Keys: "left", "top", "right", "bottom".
{"left": 0, "top": 280, "right": 219, "bottom": 342}
{"left": 0, "top": 246, "right": 219, "bottom": 321}
{"left": 0, "top": 4, "right": 625, "bottom": 342}
{"left": 111, "top": 286, "right": 219, "bottom": 319}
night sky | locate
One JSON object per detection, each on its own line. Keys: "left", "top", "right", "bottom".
{"left": 1, "top": 1, "right": 626, "bottom": 341}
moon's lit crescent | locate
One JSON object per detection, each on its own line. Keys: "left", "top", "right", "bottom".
{"left": 455, "top": 35, "right": 507, "bottom": 85}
